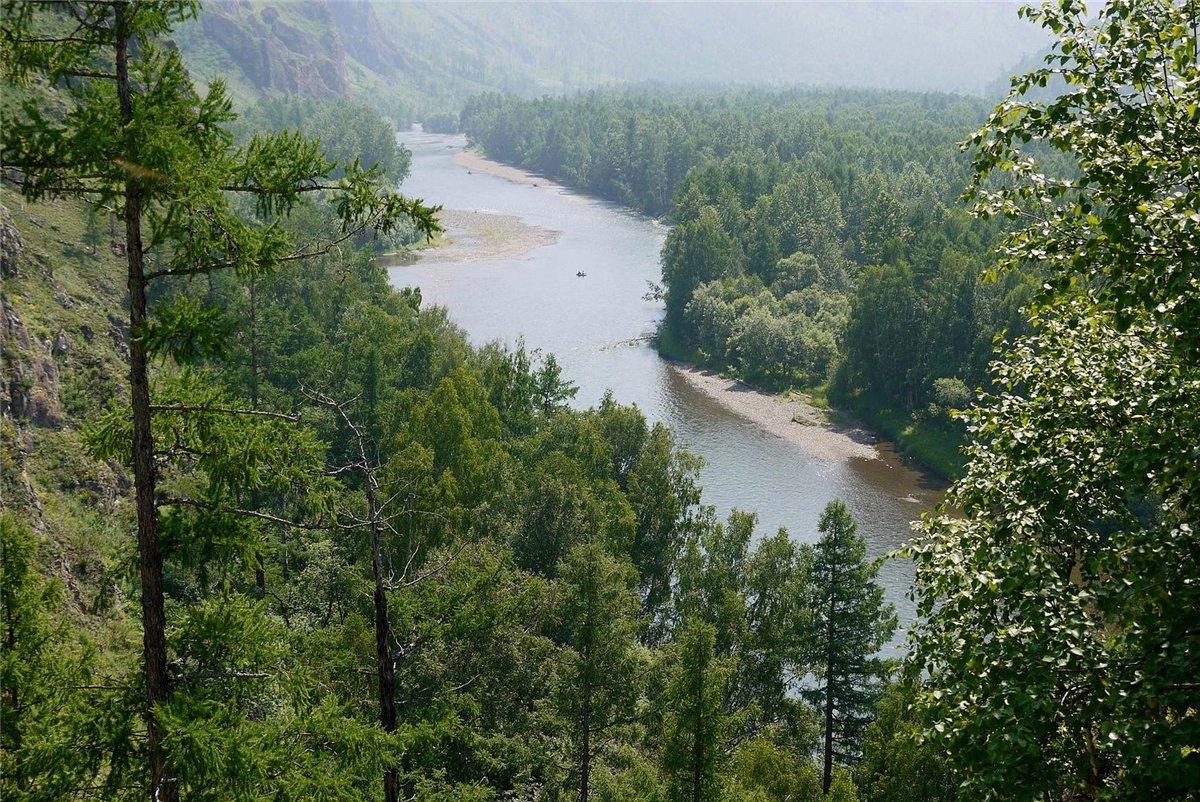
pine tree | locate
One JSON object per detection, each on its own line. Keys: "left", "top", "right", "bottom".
{"left": 802, "top": 501, "right": 896, "bottom": 794}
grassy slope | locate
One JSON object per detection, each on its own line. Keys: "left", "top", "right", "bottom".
{"left": 2, "top": 185, "right": 140, "bottom": 653}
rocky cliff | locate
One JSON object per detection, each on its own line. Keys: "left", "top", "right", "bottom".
{"left": 197, "top": 1, "right": 350, "bottom": 98}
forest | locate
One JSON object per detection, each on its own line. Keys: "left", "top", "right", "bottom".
{"left": 2, "top": 1, "right": 1197, "bottom": 801}
{"left": 461, "top": 88, "right": 1040, "bottom": 474}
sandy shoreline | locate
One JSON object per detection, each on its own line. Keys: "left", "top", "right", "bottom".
{"left": 405, "top": 144, "right": 938, "bottom": 488}
{"left": 409, "top": 208, "right": 561, "bottom": 264}
{"left": 451, "top": 148, "right": 552, "bottom": 188}
{"left": 668, "top": 362, "right": 881, "bottom": 464}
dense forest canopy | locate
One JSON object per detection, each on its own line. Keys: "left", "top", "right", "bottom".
{"left": 2, "top": 0, "right": 1196, "bottom": 801}
{"left": 462, "top": 87, "right": 1041, "bottom": 474}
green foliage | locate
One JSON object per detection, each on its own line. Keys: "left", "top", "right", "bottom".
{"left": 802, "top": 501, "right": 896, "bottom": 792}
{"left": 0, "top": 514, "right": 138, "bottom": 800}
{"left": 237, "top": 96, "right": 413, "bottom": 184}
{"left": 910, "top": 1, "right": 1200, "bottom": 799}
{"left": 723, "top": 734, "right": 822, "bottom": 802}
{"left": 855, "top": 678, "right": 957, "bottom": 802}
{"left": 2, "top": 1, "right": 436, "bottom": 798}
{"left": 827, "top": 770, "right": 860, "bottom": 802}
{"left": 674, "top": 511, "right": 817, "bottom": 754}
{"left": 661, "top": 620, "right": 727, "bottom": 802}
{"left": 547, "top": 544, "right": 645, "bottom": 799}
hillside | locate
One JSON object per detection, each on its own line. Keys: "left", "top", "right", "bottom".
{"left": 174, "top": 1, "right": 1050, "bottom": 121}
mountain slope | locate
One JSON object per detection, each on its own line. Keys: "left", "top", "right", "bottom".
{"left": 175, "top": 1, "right": 1050, "bottom": 121}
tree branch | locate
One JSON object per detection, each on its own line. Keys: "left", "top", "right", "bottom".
{"left": 150, "top": 403, "right": 300, "bottom": 421}
{"left": 172, "top": 670, "right": 271, "bottom": 682}
{"left": 158, "top": 496, "right": 328, "bottom": 531}
{"left": 144, "top": 221, "right": 378, "bottom": 281}
{"left": 58, "top": 68, "right": 117, "bottom": 80}
{"left": 219, "top": 182, "right": 339, "bottom": 195}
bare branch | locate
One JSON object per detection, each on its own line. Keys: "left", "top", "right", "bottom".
{"left": 392, "top": 541, "right": 470, "bottom": 590}
{"left": 59, "top": 68, "right": 117, "bottom": 80}
{"left": 150, "top": 403, "right": 300, "bottom": 422}
{"left": 158, "top": 496, "right": 328, "bottom": 531}
{"left": 173, "top": 670, "right": 271, "bottom": 682}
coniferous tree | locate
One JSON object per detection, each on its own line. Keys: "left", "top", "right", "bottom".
{"left": 0, "top": 515, "right": 129, "bottom": 799}
{"left": 549, "top": 543, "right": 643, "bottom": 802}
{"left": 802, "top": 501, "right": 896, "bottom": 794}
{"left": 661, "top": 620, "right": 727, "bottom": 802}
{"left": 1, "top": 3, "right": 435, "bottom": 797}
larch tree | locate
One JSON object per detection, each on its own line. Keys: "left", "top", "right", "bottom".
{"left": 549, "top": 542, "right": 643, "bottom": 802}
{"left": 661, "top": 619, "right": 728, "bottom": 802}
{"left": 1, "top": 2, "right": 437, "bottom": 798}
{"left": 909, "top": 0, "right": 1200, "bottom": 798}
{"left": 801, "top": 500, "right": 895, "bottom": 795}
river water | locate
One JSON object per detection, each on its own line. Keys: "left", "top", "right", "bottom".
{"left": 390, "top": 132, "right": 944, "bottom": 645}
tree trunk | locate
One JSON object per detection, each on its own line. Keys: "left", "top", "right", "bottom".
{"left": 822, "top": 674, "right": 834, "bottom": 795}
{"left": 822, "top": 572, "right": 836, "bottom": 795}
{"left": 116, "top": 6, "right": 174, "bottom": 800}
{"left": 579, "top": 674, "right": 591, "bottom": 802}
{"left": 255, "top": 549, "right": 265, "bottom": 596}
{"left": 692, "top": 657, "right": 704, "bottom": 802}
{"left": 367, "top": 476, "right": 399, "bottom": 802}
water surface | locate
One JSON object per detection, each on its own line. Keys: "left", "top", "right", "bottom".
{"left": 391, "top": 132, "right": 944, "bottom": 647}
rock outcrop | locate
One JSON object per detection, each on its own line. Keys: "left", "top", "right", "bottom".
{"left": 328, "top": 0, "right": 407, "bottom": 75}
{"left": 1, "top": 204, "right": 22, "bottom": 278}
{"left": 200, "top": 1, "right": 349, "bottom": 98}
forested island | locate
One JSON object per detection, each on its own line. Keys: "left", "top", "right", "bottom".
{"left": 2, "top": 2, "right": 1196, "bottom": 801}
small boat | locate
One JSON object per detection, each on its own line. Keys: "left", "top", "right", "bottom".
{"left": 576, "top": 271, "right": 587, "bottom": 277}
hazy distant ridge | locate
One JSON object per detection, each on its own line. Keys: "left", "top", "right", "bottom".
{"left": 176, "top": 1, "right": 1049, "bottom": 118}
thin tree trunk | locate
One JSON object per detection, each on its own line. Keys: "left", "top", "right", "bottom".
{"left": 116, "top": 5, "right": 173, "bottom": 800}
{"left": 822, "top": 572, "right": 836, "bottom": 795}
{"left": 579, "top": 674, "right": 591, "bottom": 802}
{"left": 255, "top": 550, "right": 265, "bottom": 596}
{"left": 823, "top": 674, "right": 834, "bottom": 794}
{"left": 692, "top": 655, "right": 704, "bottom": 802}
{"left": 367, "top": 475, "right": 399, "bottom": 802}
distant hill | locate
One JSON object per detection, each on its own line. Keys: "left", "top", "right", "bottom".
{"left": 175, "top": 1, "right": 1050, "bottom": 123}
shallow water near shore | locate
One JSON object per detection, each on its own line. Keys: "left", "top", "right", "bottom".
{"left": 391, "top": 131, "right": 945, "bottom": 650}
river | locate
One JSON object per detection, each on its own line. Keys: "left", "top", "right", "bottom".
{"left": 389, "top": 131, "right": 944, "bottom": 648}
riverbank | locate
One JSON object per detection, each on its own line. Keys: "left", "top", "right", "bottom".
{"left": 657, "top": 322, "right": 961, "bottom": 481}
{"left": 404, "top": 142, "right": 952, "bottom": 486}
{"left": 837, "top": 396, "right": 966, "bottom": 481}
{"left": 668, "top": 362, "right": 879, "bottom": 464}
{"left": 451, "top": 148, "right": 548, "bottom": 188}
{"left": 409, "top": 208, "right": 562, "bottom": 264}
